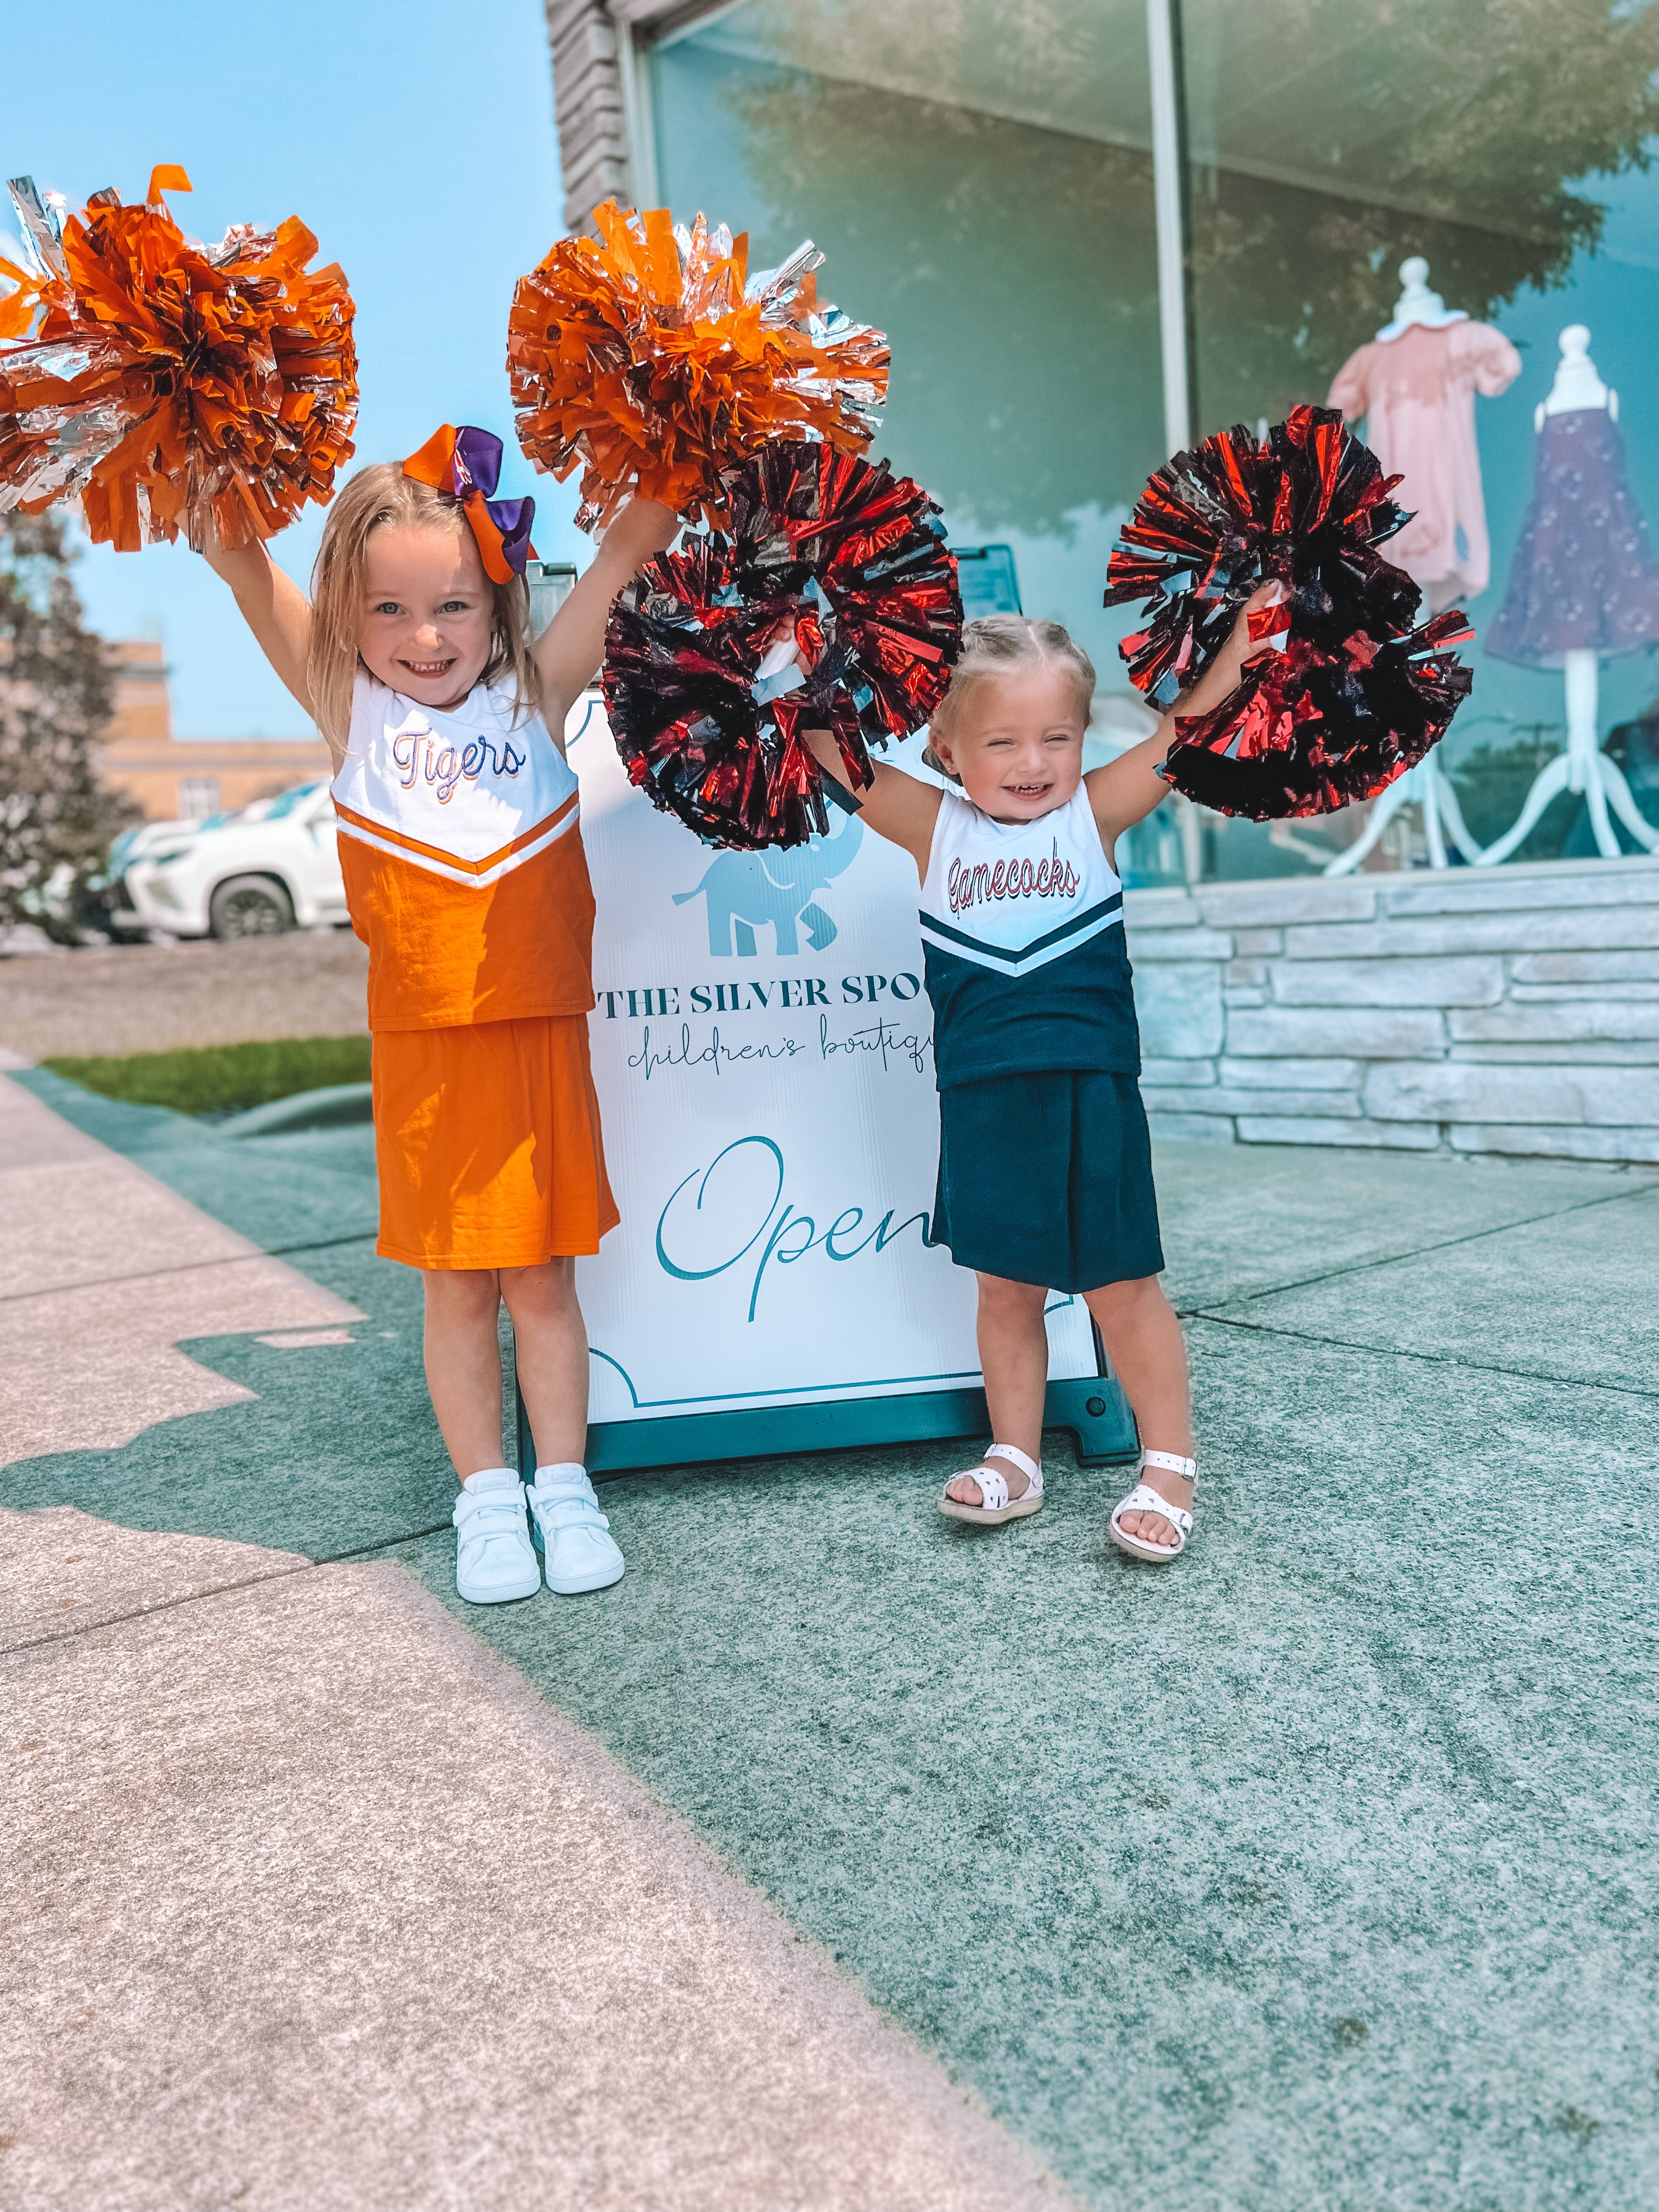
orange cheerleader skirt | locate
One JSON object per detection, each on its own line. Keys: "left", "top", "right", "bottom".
{"left": 371, "top": 1014, "right": 619, "bottom": 1271}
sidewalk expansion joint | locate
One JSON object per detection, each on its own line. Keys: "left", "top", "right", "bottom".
{"left": 312, "top": 1521, "right": 454, "bottom": 1566}
{"left": 1189, "top": 1308, "right": 1659, "bottom": 1401}
{"left": 0, "top": 1230, "right": 380, "bottom": 1307}
{"left": 1171, "top": 1180, "right": 1656, "bottom": 1323}
{"left": 1, "top": 1519, "right": 460, "bottom": 1661}
{"left": 1, "top": 1558, "right": 318, "bottom": 1658}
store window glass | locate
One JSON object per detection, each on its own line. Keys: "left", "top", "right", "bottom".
{"left": 644, "top": 1, "right": 1659, "bottom": 884}
{"left": 646, "top": 1, "right": 1193, "bottom": 872}
{"left": 1182, "top": 0, "right": 1659, "bottom": 877}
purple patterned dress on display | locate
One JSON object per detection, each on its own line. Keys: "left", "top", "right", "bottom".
{"left": 1486, "top": 406, "right": 1659, "bottom": 665}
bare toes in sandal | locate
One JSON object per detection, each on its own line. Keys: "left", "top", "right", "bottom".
{"left": 939, "top": 1445, "right": 1045, "bottom": 1526}
{"left": 1109, "top": 1451, "right": 1195, "bottom": 1564}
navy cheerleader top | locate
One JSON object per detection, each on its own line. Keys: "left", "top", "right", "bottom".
{"left": 918, "top": 785, "right": 1141, "bottom": 1090}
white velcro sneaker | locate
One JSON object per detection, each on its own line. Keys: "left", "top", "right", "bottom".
{"left": 528, "top": 1465, "right": 625, "bottom": 1595}
{"left": 453, "top": 1470, "right": 541, "bottom": 1605}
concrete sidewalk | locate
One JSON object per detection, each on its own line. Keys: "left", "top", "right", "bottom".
{"left": 4, "top": 1068, "right": 1657, "bottom": 2210}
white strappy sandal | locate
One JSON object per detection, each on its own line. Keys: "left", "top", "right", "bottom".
{"left": 1108, "top": 1450, "right": 1196, "bottom": 1564}
{"left": 938, "top": 1442, "right": 1045, "bottom": 1526}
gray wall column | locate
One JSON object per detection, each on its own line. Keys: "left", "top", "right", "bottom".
{"left": 545, "top": 0, "right": 634, "bottom": 232}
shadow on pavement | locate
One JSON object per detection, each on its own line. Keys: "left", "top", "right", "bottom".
{"left": 7, "top": 1079, "right": 1658, "bottom": 2209}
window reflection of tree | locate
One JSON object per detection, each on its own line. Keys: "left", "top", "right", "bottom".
{"left": 696, "top": 0, "right": 1659, "bottom": 488}
{"left": 1186, "top": 0, "right": 1659, "bottom": 427}
{"left": 717, "top": 69, "right": 1165, "bottom": 534}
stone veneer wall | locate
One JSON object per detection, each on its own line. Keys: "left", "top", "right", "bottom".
{"left": 543, "top": 0, "right": 631, "bottom": 231}
{"left": 1122, "top": 855, "right": 1659, "bottom": 1165}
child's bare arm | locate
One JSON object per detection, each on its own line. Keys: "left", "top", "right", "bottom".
{"left": 201, "top": 539, "right": 317, "bottom": 725}
{"left": 802, "top": 725, "right": 943, "bottom": 878}
{"left": 534, "top": 498, "right": 680, "bottom": 738}
{"left": 1088, "top": 585, "right": 1282, "bottom": 847}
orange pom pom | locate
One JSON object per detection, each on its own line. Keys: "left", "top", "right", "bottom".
{"left": 507, "top": 200, "right": 888, "bottom": 532}
{"left": 0, "top": 252, "right": 54, "bottom": 343}
{"left": 0, "top": 170, "right": 358, "bottom": 552}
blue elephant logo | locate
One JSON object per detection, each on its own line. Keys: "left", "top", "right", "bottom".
{"left": 673, "top": 815, "right": 864, "bottom": 957}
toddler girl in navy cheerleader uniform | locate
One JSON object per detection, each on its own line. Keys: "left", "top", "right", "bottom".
{"left": 804, "top": 602, "right": 1269, "bottom": 1562}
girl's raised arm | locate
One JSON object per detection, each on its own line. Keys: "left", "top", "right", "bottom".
{"left": 801, "top": 726, "right": 943, "bottom": 878}
{"left": 1089, "top": 585, "right": 1280, "bottom": 848}
{"left": 202, "top": 539, "right": 316, "bottom": 721}
{"left": 533, "top": 498, "right": 680, "bottom": 733}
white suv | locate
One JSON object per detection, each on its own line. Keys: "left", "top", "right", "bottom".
{"left": 109, "top": 780, "right": 351, "bottom": 939}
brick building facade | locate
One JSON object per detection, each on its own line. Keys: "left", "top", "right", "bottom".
{"left": 98, "top": 640, "right": 331, "bottom": 823}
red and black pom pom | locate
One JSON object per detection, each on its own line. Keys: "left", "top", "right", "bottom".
{"left": 603, "top": 438, "right": 961, "bottom": 849}
{"left": 1103, "top": 404, "right": 1473, "bottom": 819}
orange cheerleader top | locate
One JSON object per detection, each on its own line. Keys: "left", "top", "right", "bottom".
{"left": 331, "top": 670, "right": 596, "bottom": 1032}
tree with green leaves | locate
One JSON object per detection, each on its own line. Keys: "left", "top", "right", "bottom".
{"left": 0, "top": 515, "right": 134, "bottom": 938}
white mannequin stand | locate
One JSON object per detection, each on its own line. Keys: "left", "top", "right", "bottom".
{"left": 1324, "top": 751, "right": 1486, "bottom": 874}
{"left": 1325, "top": 256, "right": 1485, "bottom": 874}
{"left": 1477, "top": 326, "right": 1659, "bottom": 865}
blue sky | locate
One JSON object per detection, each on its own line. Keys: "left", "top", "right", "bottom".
{"left": 3, "top": 0, "right": 586, "bottom": 736}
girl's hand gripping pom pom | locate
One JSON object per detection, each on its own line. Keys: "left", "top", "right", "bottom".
{"left": 508, "top": 202, "right": 890, "bottom": 534}
{"left": 0, "top": 167, "right": 358, "bottom": 555}
{"left": 602, "top": 437, "right": 962, "bottom": 851}
{"left": 1104, "top": 404, "right": 1474, "bottom": 820}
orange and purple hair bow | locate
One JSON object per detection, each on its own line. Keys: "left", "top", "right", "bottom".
{"left": 403, "top": 424, "right": 535, "bottom": 585}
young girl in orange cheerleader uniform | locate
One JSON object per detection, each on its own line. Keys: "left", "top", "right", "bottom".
{"left": 203, "top": 425, "right": 676, "bottom": 1605}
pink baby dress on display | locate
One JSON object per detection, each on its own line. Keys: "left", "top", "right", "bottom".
{"left": 1328, "top": 320, "right": 1521, "bottom": 610}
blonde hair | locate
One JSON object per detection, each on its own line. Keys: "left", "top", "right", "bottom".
{"left": 924, "top": 614, "right": 1096, "bottom": 779}
{"left": 307, "top": 462, "right": 539, "bottom": 748}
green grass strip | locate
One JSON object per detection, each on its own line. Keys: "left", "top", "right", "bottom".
{"left": 42, "top": 1035, "right": 371, "bottom": 1116}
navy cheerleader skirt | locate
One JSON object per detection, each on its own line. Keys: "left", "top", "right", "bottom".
{"left": 928, "top": 1069, "right": 1164, "bottom": 1292}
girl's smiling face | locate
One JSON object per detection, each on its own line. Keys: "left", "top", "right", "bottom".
{"left": 358, "top": 522, "right": 494, "bottom": 710}
{"left": 928, "top": 665, "right": 1089, "bottom": 823}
